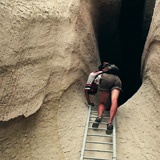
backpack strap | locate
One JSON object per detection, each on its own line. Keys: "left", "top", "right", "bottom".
{"left": 103, "top": 64, "right": 119, "bottom": 75}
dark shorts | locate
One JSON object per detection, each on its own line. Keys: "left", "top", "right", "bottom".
{"left": 100, "top": 73, "right": 122, "bottom": 92}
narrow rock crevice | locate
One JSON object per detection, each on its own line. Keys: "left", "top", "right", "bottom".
{"left": 88, "top": 0, "right": 156, "bottom": 104}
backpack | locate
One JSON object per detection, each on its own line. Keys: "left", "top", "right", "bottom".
{"left": 88, "top": 71, "right": 103, "bottom": 95}
{"left": 99, "top": 63, "right": 119, "bottom": 75}
{"left": 105, "top": 64, "right": 119, "bottom": 75}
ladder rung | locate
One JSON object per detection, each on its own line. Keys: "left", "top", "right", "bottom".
{"left": 90, "top": 114, "right": 110, "bottom": 118}
{"left": 80, "top": 105, "right": 116, "bottom": 160}
{"left": 86, "top": 140, "right": 113, "bottom": 145}
{"left": 88, "top": 127, "right": 107, "bottom": 131}
{"left": 91, "top": 110, "right": 110, "bottom": 114}
{"left": 85, "top": 148, "right": 113, "bottom": 153}
{"left": 91, "top": 106, "right": 98, "bottom": 109}
{"left": 87, "top": 133, "right": 113, "bottom": 138}
{"left": 83, "top": 156, "right": 112, "bottom": 160}
{"left": 89, "top": 121, "right": 108, "bottom": 125}
{"left": 90, "top": 116, "right": 110, "bottom": 119}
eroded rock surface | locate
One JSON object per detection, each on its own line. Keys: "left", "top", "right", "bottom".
{"left": 0, "top": 0, "right": 99, "bottom": 121}
{"left": 0, "top": 0, "right": 160, "bottom": 160}
{"left": 117, "top": 0, "right": 160, "bottom": 159}
{"left": 0, "top": 0, "right": 100, "bottom": 159}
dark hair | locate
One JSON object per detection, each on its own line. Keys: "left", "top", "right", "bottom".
{"left": 98, "top": 63, "right": 109, "bottom": 71}
{"left": 98, "top": 64, "right": 103, "bottom": 71}
{"left": 98, "top": 62, "right": 120, "bottom": 75}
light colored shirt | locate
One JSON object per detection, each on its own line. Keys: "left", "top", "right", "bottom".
{"left": 85, "top": 71, "right": 102, "bottom": 90}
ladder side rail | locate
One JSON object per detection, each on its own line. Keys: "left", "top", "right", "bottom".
{"left": 112, "top": 117, "right": 116, "bottom": 160}
{"left": 80, "top": 105, "right": 92, "bottom": 160}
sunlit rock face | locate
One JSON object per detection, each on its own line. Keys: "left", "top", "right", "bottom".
{"left": 0, "top": 0, "right": 160, "bottom": 160}
{"left": 0, "top": 0, "right": 100, "bottom": 159}
{"left": 0, "top": 0, "right": 100, "bottom": 121}
{"left": 141, "top": 0, "right": 160, "bottom": 91}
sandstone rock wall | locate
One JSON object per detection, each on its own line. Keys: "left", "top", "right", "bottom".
{"left": 0, "top": 0, "right": 160, "bottom": 160}
{"left": 143, "top": 0, "right": 156, "bottom": 39}
{"left": 117, "top": 0, "right": 160, "bottom": 159}
{"left": 0, "top": 0, "right": 100, "bottom": 159}
{"left": 0, "top": 0, "right": 99, "bottom": 121}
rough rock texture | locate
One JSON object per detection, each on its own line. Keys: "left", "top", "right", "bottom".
{"left": 87, "top": 0, "right": 121, "bottom": 37}
{"left": 143, "top": 0, "right": 156, "bottom": 40}
{"left": 117, "top": 0, "right": 160, "bottom": 159}
{"left": 0, "top": 0, "right": 99, "bottom": 121}
{"left": 0, "top": 0, "right": 100, "bottom": 159}
{"left": 0, "top": 0, "right": 160, "bottom": 160}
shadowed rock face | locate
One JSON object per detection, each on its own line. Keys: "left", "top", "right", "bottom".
{"left": 88, "top": 0, "right": 155, "bottom": 105}
{"left": 117, "top": 0, "right": 160, "bottom": 160}
{"left": 0, "top": 0, "right": 159, "bottom": 160}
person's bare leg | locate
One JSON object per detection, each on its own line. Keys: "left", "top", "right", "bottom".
{"left": 98, "top": 91, "right": 110, "bottom": 118}
{"left": 92, "top": 91, "right": 110, "bottom": 128}
{"left": 108, "top": 89, "right": 120, "bottom": 124}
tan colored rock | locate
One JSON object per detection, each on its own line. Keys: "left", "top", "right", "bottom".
{"left": 0, "top": 0, "right": 100, "bottom": 159}
{"left": 117, "top": 0, "right": 160, "bottom": 159}
{"left": 0, "top": 0, "right": 160, "bottom": 160}
{"left": 0, "top": 0, "right": 99, "bottom": 121}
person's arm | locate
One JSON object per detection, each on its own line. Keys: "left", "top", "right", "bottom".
{"left": 84, "top": 89, "right": 94, "bottom": 106}
{"left": 84, "top": 71, "right": 102, "bottom": 105}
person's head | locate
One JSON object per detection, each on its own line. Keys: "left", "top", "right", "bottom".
{"left": 103, "top": 62, "right": 109, "bottom": 65}
{"left": 98, "top": 62, "right": 109, "bottom": 71}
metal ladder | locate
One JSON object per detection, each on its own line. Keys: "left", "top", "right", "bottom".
{"left": 80, "top": 105, "right": 116, "bottom": 160}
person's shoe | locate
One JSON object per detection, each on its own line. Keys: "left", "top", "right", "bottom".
{"left": 92, "top": 117, "right": 102, "bottom": 128}
{"left": 106, "top": 123, "right": 113, "bottom": 134}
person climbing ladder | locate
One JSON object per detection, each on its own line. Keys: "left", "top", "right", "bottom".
{"left": 85, "top": 62, "right": 122, "bottom": 134}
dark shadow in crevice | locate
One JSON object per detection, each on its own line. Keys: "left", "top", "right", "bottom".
{"left": 89, "top": 0, "right": 155, "bottom": 105}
